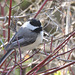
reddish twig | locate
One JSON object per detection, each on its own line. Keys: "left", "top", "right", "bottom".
{"left": 66, "top": 49, "right": 74, "bottom": 75}
{"left": 19, "top": 49, "right": 40, "bottom": 64}
{"left": 2, "top": 57, "right": 13, "bottom": 75}
{"left": 67, "top": 50, "right": 73, "bottom": 59}
{"left": 26, "top": 53, "right": 52, "bottom": 75}
{"left": 69, "top": 66, "right": 75, "bottom": 75}
{"left": 43, "top": 61, "right": 75, "bottom": 75}
{"left": 13, "top": 61, "right": 23, "bottom": 70}
{"left": 33, "top": 67, "right": 40, "bottom": 75}
{"left": 42, "top": 47, "right": 75, "bottom": 67}
{"left": 14, "top": 50, "right": 17, "bottom": 64}
{"left": 6, "top": 65, "right": 16, "bottom": 75}
{"left": 34, "top": 0, "right": 52, "bottom": 18}
{"left": 53, "top": 31, "right": 75, "bottom": 54}
{"left": 44, "top": 42, "right": 47, "bottom": 56}
{"left": 50, "top": 36, "right": 53, "bottom": 53}
{"left": 35, "top": 47, "right": 75, "bottom": 74}
{"left": 8, "top": 0, "right": 12, "bottom": 42}
{"left": 38, "top": 66, "right": 60, "bottom": 74}
{"left": 5, "top": 50, "right": 40, "bottom": 75}
{"left": 16, "top": 37, "right": 22, "bottom": 75}
{"left": 0, "top": 50, "right": 15, "bottom": 68}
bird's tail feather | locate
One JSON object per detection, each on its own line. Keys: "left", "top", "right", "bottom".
{"left": 0, "top": 49, "right": 14, "bottom": 67}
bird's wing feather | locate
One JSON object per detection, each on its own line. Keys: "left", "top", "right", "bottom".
{"left": 9, "top": 27, "right": 24, "bottom": 43}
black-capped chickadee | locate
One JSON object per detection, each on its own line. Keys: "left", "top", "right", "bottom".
{"left": 0, "top": 18, "right": 43, "bottom": 66}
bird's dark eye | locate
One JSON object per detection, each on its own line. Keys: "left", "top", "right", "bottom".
{"left": 30, "top": 18, "right": 41, "bottom": 27}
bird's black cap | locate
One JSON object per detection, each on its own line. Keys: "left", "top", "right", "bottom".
{"left": 30, "top": 18, "right": 41, "bottom": 27}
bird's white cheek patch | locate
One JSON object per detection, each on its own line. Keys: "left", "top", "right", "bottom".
{"left": 22, "top": 21, "right": 38, "bottom": 30}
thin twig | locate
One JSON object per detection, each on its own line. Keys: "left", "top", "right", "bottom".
{"left": 8, "top": 0, "right": 12, "bottom": 41}
{"left": 43, "top": 61, "right": 75, "bottom": 75}
{"left": 16, "top": 37, "right": 22, "bottom": 75}
{"left": 50, "top": 36, "right": 53, "bottom": 53}
{"left": 34, "top": 0, "right": 50, "bottom": 18}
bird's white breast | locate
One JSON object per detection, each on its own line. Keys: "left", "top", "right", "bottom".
{"left": 21, "top": 31, "right": 43, "bottom": 51}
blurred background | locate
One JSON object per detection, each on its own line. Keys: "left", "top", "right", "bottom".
{"left": 0, "top": 0, "right": 75, "bottom": 75}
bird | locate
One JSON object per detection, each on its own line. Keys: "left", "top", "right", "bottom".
{"left": 0, "top": 18, "right": 43, "bottom": 66}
